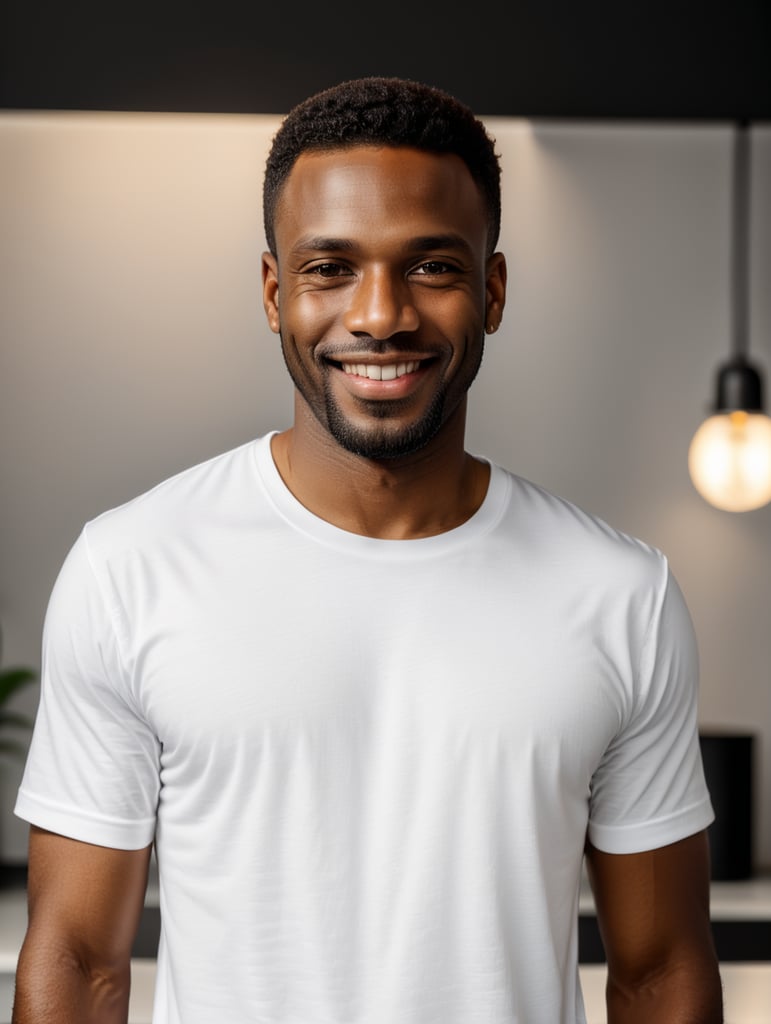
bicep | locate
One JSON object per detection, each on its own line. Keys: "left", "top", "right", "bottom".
{"left": 23, "top": 825, "right": 153, "bottom": 970}
{"left": 585, "top": 830, "right": 717, "bottom": 984}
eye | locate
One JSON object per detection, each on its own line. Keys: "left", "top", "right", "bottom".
{"left": 306, "top": 262, "right": 352, "bottom": 278}
{"left": 411, "top": 260, "right": 457, "bottom": 277}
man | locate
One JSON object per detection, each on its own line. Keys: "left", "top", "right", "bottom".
{"left": 13, "top": 77, "right": 722, "bottom": 1022}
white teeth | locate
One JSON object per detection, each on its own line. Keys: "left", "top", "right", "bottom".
{"left": 342, "top": 361, "right": 419, "bottom": 380}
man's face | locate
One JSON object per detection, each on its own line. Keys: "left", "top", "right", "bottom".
{"left": 262, "top": 145, "right": 505, "bottom": 460}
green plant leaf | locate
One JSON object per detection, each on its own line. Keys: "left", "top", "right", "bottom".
{"left": 0, "top": 737, "right": 30, "bottom": 760}
{"left": 0, "top": 667, "right": 37, "bottom": 766}
{"left": 0, "top": 667, "right": 37, "bottom": 705}
{"left": 0, "top": 709, "right": 33, "bottom": 731}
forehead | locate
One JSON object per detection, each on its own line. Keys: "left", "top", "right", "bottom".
{"left": 273, "top": 146, "right": 488, "bottom": 255}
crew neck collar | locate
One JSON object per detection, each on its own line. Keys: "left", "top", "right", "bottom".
{"left": 252, "top": 432, "right": 509, "bottom": 559}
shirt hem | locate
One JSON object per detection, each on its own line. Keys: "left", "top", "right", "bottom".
{"left": 587, "top": 796, "right": 714, "bottom": 854}
{"left": 14, "top": 788, "right": 156, "bottom": 851}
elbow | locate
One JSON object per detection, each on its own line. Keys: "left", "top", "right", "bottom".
{"left": 606, "top": 955, "right": 724, "bottom": 1023}
{"left": 14, "top": 933, "right": 132, "bottom": 1021}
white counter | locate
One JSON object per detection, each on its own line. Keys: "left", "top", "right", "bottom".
{"left": 126, "top": 959, "right": 771, "bottom": 1024}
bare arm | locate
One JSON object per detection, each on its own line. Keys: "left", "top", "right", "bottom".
{"left": 585, "top": 830, "right": 722, "bottom": 1023}
{"left": 12, "top": 826, "right": 153, "bottom": 1024}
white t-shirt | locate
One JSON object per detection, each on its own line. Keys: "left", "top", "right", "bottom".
{"left": 16, "top": 433, "right": 713, "bottom": 1023}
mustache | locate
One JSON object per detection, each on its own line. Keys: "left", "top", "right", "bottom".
{"left": 316, "top": 339, "right": 437, "bottom": 359}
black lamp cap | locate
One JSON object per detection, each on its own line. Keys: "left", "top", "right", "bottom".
{"left": 714, "top": 354, "right": 765, "bottom": 412}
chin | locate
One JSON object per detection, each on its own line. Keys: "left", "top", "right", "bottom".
{"left": 325, "top": 398, "right": 446, "bottom": 461}
{"left": 333, "top": 432, "right": 432, "bottom": 461}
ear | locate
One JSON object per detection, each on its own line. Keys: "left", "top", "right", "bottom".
{"left": 261, "top": 252, "right": 281, "bottom": 335}
{"left": 484, "top": 252, "right": 507, "bottom": 334}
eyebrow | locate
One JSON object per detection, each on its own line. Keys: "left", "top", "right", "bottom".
{"left": 290, "top": 233, "right": 475, "bottom": 258}
{"left": 408, "top": 234, "right": 475, "bottom": 257}
{"left": 292, "top": 237, "right": 355, "bottom": 255}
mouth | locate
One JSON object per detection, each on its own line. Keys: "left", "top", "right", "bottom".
{"left": 339, "top": 359, "right": 421, "bottom": 381}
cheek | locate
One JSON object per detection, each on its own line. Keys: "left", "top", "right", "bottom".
{"left": 283, "top": 279, "right": 485, "bottom": 343}
{"left": 287, "top": 289, "right": 343, "bottom": 339}
{"left": 427, "top": 291, "right": 485, "bottom": 343}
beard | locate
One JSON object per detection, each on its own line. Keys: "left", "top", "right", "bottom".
{"left": 280, "top": 331, "right": 484, "bottom": 461}
{"left": 323, "top": 386, "right": 447, "bottom": 460}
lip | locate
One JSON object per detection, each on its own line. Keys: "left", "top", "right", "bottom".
{"left": 340, "top": 359, "right": 421, "bottom": 381}
{"left": 329, "top": 356, "right": 434, "bottom": 398}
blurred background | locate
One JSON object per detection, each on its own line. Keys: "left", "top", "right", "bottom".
{"left": 1, "top": 2, "right": 770, "bottom": 875}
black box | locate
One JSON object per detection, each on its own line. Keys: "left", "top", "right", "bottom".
{"left": 699, "top": 732, "right": 755, "bottom": 880}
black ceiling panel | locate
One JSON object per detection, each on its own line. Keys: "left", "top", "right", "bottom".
{"left": 1, "top": 2, "right": 769, "bottom": 119}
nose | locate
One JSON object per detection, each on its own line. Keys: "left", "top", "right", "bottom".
{"left": 342, "top": 268, "right": 420, "bottom": 338}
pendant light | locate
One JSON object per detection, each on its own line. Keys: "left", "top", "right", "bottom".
{"left": 688, "top": 121, "right": 771, "bottom": 512}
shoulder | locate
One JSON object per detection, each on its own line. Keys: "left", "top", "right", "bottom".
{"left": 83, "top": 436, "right": 270, "bottom": 559}
{"left": 493, "top": 464, "right": 668, "bottom": 593}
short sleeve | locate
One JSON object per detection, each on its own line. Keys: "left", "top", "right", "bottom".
{"left": 15, "top": 530, "right": 160, "bottom": 849}
{"left": 587, "top": 563, "right": 714, "bottom": 854}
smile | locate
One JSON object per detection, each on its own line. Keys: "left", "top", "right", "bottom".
{"left": 341, "top": 361, "right": 420, "bottom": 381}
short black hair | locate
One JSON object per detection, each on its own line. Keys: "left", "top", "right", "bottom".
{"left": 263, "top": 76, "right": 501, "bottom": 257}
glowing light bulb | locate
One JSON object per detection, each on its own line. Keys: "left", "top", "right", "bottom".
{"left": 688, "top": 409, "right": 771, "bottom": 511}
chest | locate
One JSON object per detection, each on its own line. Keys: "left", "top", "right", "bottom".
{"left": 124, "top": 547, "right": 633, "bottom": 792}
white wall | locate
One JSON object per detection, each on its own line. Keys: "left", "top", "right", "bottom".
{"left": 1, "top": 112, "right": 770, "bottom": 866}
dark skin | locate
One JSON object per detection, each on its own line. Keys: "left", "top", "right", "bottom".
{"left": 13, "top": 827, "right": 152, "bottom": 1022}
{"left": 261, "top": 147, "right": 504, "bottom": 540}
{"left": 586, "top": 833, "right": 722, "bottom": 1021}
{"left": 13, "top": 144, "right": 722, "bottom": 1021}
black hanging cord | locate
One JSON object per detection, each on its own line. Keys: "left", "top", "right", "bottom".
{"left": 715, "top": 119, "right": 764, "bottom": 413}
{"left": 731, "top": 120, "right": 751, "bottom": 360}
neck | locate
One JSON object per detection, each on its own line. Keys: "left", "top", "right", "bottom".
{"left": 270, "top": 395, "right": 490, "bottom": 540}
